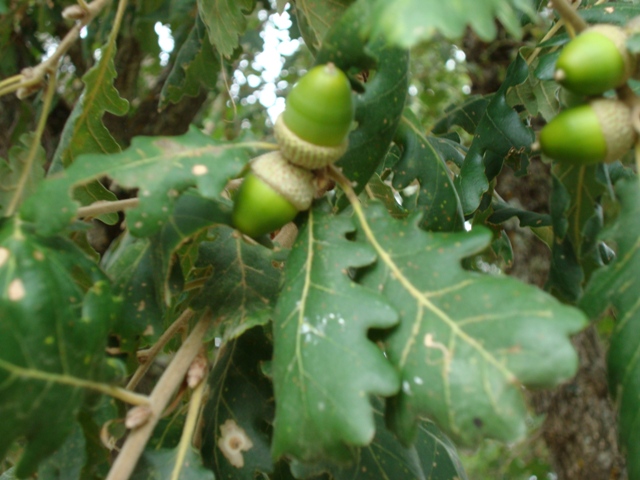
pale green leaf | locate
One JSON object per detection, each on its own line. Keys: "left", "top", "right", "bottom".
{"left": 132, "top": 447, "right": 214, "bottom": 480}
{"left": 357, "top": 204, "right": 586, "bottom": 447}
{"left": 272, "top": 206, "right": 400, "bottom": 463}
{"left": 372, "top": 0, "right": 536, "bottom": 47}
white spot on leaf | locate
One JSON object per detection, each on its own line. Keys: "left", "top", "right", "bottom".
{"left": 8, "top": 279, "right": 25, "bottom": 301}
{"left": 192, "top": 164, "right": 208, "bottom": 176}
{"left": 218, "top": 419, "right": 253, "bottom": 468}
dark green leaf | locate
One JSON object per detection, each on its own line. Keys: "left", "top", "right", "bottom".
{"left": 37, "top": 422, "right": 86, "bottom": 480}
{"left": 160, "top": 15, "right": 223, "bottom": 109}
{"left": 197, "top": 0, "right": 255, "bottom": 57}
{"left": 432, "top": 95, "right": 490, "bottom": 136}
{"left": 488, "top": 197, "right": 551, "bottom": 228}
{"left": 0, "top": 218, "right": 118, "bottom": 477}
{"left": 272, "top": 207, "right": 400, "bottom": 463}
{"left": 581, "top": 178, "right": 640, "bottom": 480}
{"left": 21, "top": 128, "right": 250, "bottom": 237}
{"left": 290, "top": 397, "right": 468, "bottom": 480}
{"left": 50, "top": 44, "right": 129, "bottom": 171}
{"left": 392, "top": 111, "right": 465, "bottom": 232}
{"left": 454, "top": 53, "right": 535, "bottom": 214}
{"left": 190, "top": 225, "right": 285, "bottom": 343}
{"left": 506, "top": 66, "right": 559, "bottom": 122}
{"left": 579, "top": 4, "right": 640, "bottom": 25}
{"left": 355, "top": 204, "right": 586, "bottom": 446}
{"left": 201, "top": 326, "right": 274, "bottom": 478}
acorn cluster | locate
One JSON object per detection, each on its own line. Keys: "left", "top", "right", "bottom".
{"left": 232, "top": 63, "right": 354, "bottom": 238}
{"left": 539, "top": 23, "right": 639, "bottom": 165}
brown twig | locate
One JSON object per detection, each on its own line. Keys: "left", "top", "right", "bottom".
{"left": 106, "top": 312, "right": 212, "bottom": 480}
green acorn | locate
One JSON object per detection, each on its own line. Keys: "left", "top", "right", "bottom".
{"left": 274, "top": 63, "right": 354, "bottom": 169}
{"left": 539, "top": 98, "right": 635, "bottom": 164}
{"left": 555, "top": 24, "right": 635, "bottom": 96}
{"left": 232, "top": 151, "right": 315, "bottom": 238}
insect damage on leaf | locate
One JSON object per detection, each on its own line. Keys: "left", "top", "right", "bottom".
{"left": 217, "top": 419, "right": 254, "bottom": 468}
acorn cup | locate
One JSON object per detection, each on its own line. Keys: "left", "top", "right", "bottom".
{"left": 231, "top": 151, "right": 316, "bottom": 238}
{"left": 539, "top": 98, "right": 637, "bottom": 165}
{"left": 554, "top": 24, "right": 636, "bottom": 96}
{"left": 274, "top": 63, "right": 354, "bottom": 169}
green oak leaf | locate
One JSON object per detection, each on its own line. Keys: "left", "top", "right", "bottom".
{"left": 293, "top": 0, "right": 355, "bottom": 54}
{"left": 21, "top": 128, "right": 250, "bottom": 237}
{"left": 201, "top": 326, "right": 274, "bottom": 478}
{"left": 371, "top": 0, "right": 536, "bottom": 47}
{"left": 0, "top": 218, "right": 118, "bottom": 478}
{"left": 453, "top": 53, "right": 535, "bottom": 215}
{"left": 160, "top": 15, "right": 223, "bottom": 109}
{"left": 36, "top": 422, "right": 86, "bottom": 480}
{"left": 190, "top": 225, "right": 286, "bottom": 343}
{"left": 271, "top": 207, "right": 400, "bottom": 463}
{"left": 356, "top": 203, "right": 586, "bottom": 446}
{"left": 197, "top": 0, "right": 255, "bottom": 57}
{"left": 290, "top": 397, "right": 468, "bottom": 480}
{"left": 0, "top": 133, "right": 46, "bottom": 217}
{"left": 432, "top": 95, "right": 490, "bottom": 136}
{"left": 581, "top": 178, "right": 640, "bottom": 480}
{"left": 392, "top": 110, "right": 465, "bottom": 232}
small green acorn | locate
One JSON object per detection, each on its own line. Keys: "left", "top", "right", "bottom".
{"left": 539, "top": 98, "right": 635, "bottom": 164}
{"left": 555, "top": 24, "right": 635, "bottom": 96}
{"left": 274, "top": 63, "right": 354, "bottom": 169}
{"left": 232, "top": 151, "right": 315, "bottom": 238}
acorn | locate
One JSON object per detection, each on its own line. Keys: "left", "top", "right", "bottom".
{"left": 539, "top": 98, "right": 635, "bottom": 164}
{"left": 232, "top": 151, "right": 315, "bottom": 238}
{"left": 274, "top": 63, "right": 354, "bottom": 169}
{"left": 554, "top": 24, "right": 635, "bottom": 96}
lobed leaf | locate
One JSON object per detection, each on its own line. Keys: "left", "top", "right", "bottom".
{"left": 271, "top": 207, "right": 400, "bottom": 463}
{"left": 190, "top": 225, "right": 286, "bottom": 343}
{"left": 391, "top": 110, "right": 465, "bottom": 232}
{"left": 160, "top": 15, "right": 223, "bottom": 109}
{"left": 0, "top": 218, "right": 118, "bottom": 477}
{"left": 581, "top": 178, "right": 640, "bottom": 480}
{"left": 290, "top": 397, "right": 468, "bottom": 480}
{"left": 356, "top": 203, "right": 586, "bottom": 446}
{"left": 197, "top": 0, "right": 255, "bottom": 57}
{"left": 293, "top": 0, "right": 355, "bottom": 54}
{"left": 21, "top": 128, "right": 250, "bottom": 237}
{"left": 371, "top": 0, "right": 536, "bottom": 47}
{"left": 453, "top": 53, "right": 535, "bottom": 215}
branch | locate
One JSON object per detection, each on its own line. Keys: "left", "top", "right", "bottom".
{"left": 550, "top": 0, "right": 588, "bottom": 34}
{"left": 126, "top": 308, "right": 194, "bottom": 391}
{"left": 105, "top": 312, "right": 212, "bottom": 480}
{"left": 76, "top": 197, "right": 139, "bottom": 218}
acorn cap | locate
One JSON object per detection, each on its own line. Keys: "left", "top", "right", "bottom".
{"left": 555, "top": 24, "right": 635, "bottom": 96}
{"left": 274, "top": 114, "right": 348, "bottom": 169}
{"left": 539, "top": 98, "right": 635, "bottom": 164}
{"left": 251, "top": 151, "right": 315, "bottom": 211}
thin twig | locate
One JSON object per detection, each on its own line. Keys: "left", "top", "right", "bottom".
{"left": 550, "top": 0, "right": 588, "bottom": 34}
{"left": 76, "top": 197, "right": 140, "bottom": 218}
{"left": 171, "top": 372, "right": 207, "bottom": 480}
{"left": 126, "top": 309, "right": 195, "bottom": 391}
{"left": 0, "top": 358, "right": 149, "bottom": 406}
{"left": 5, "top": 71, "right": 58, "bottom": 216}
{"left": 106, "top": 313, "right": 212, "bottom": 480}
